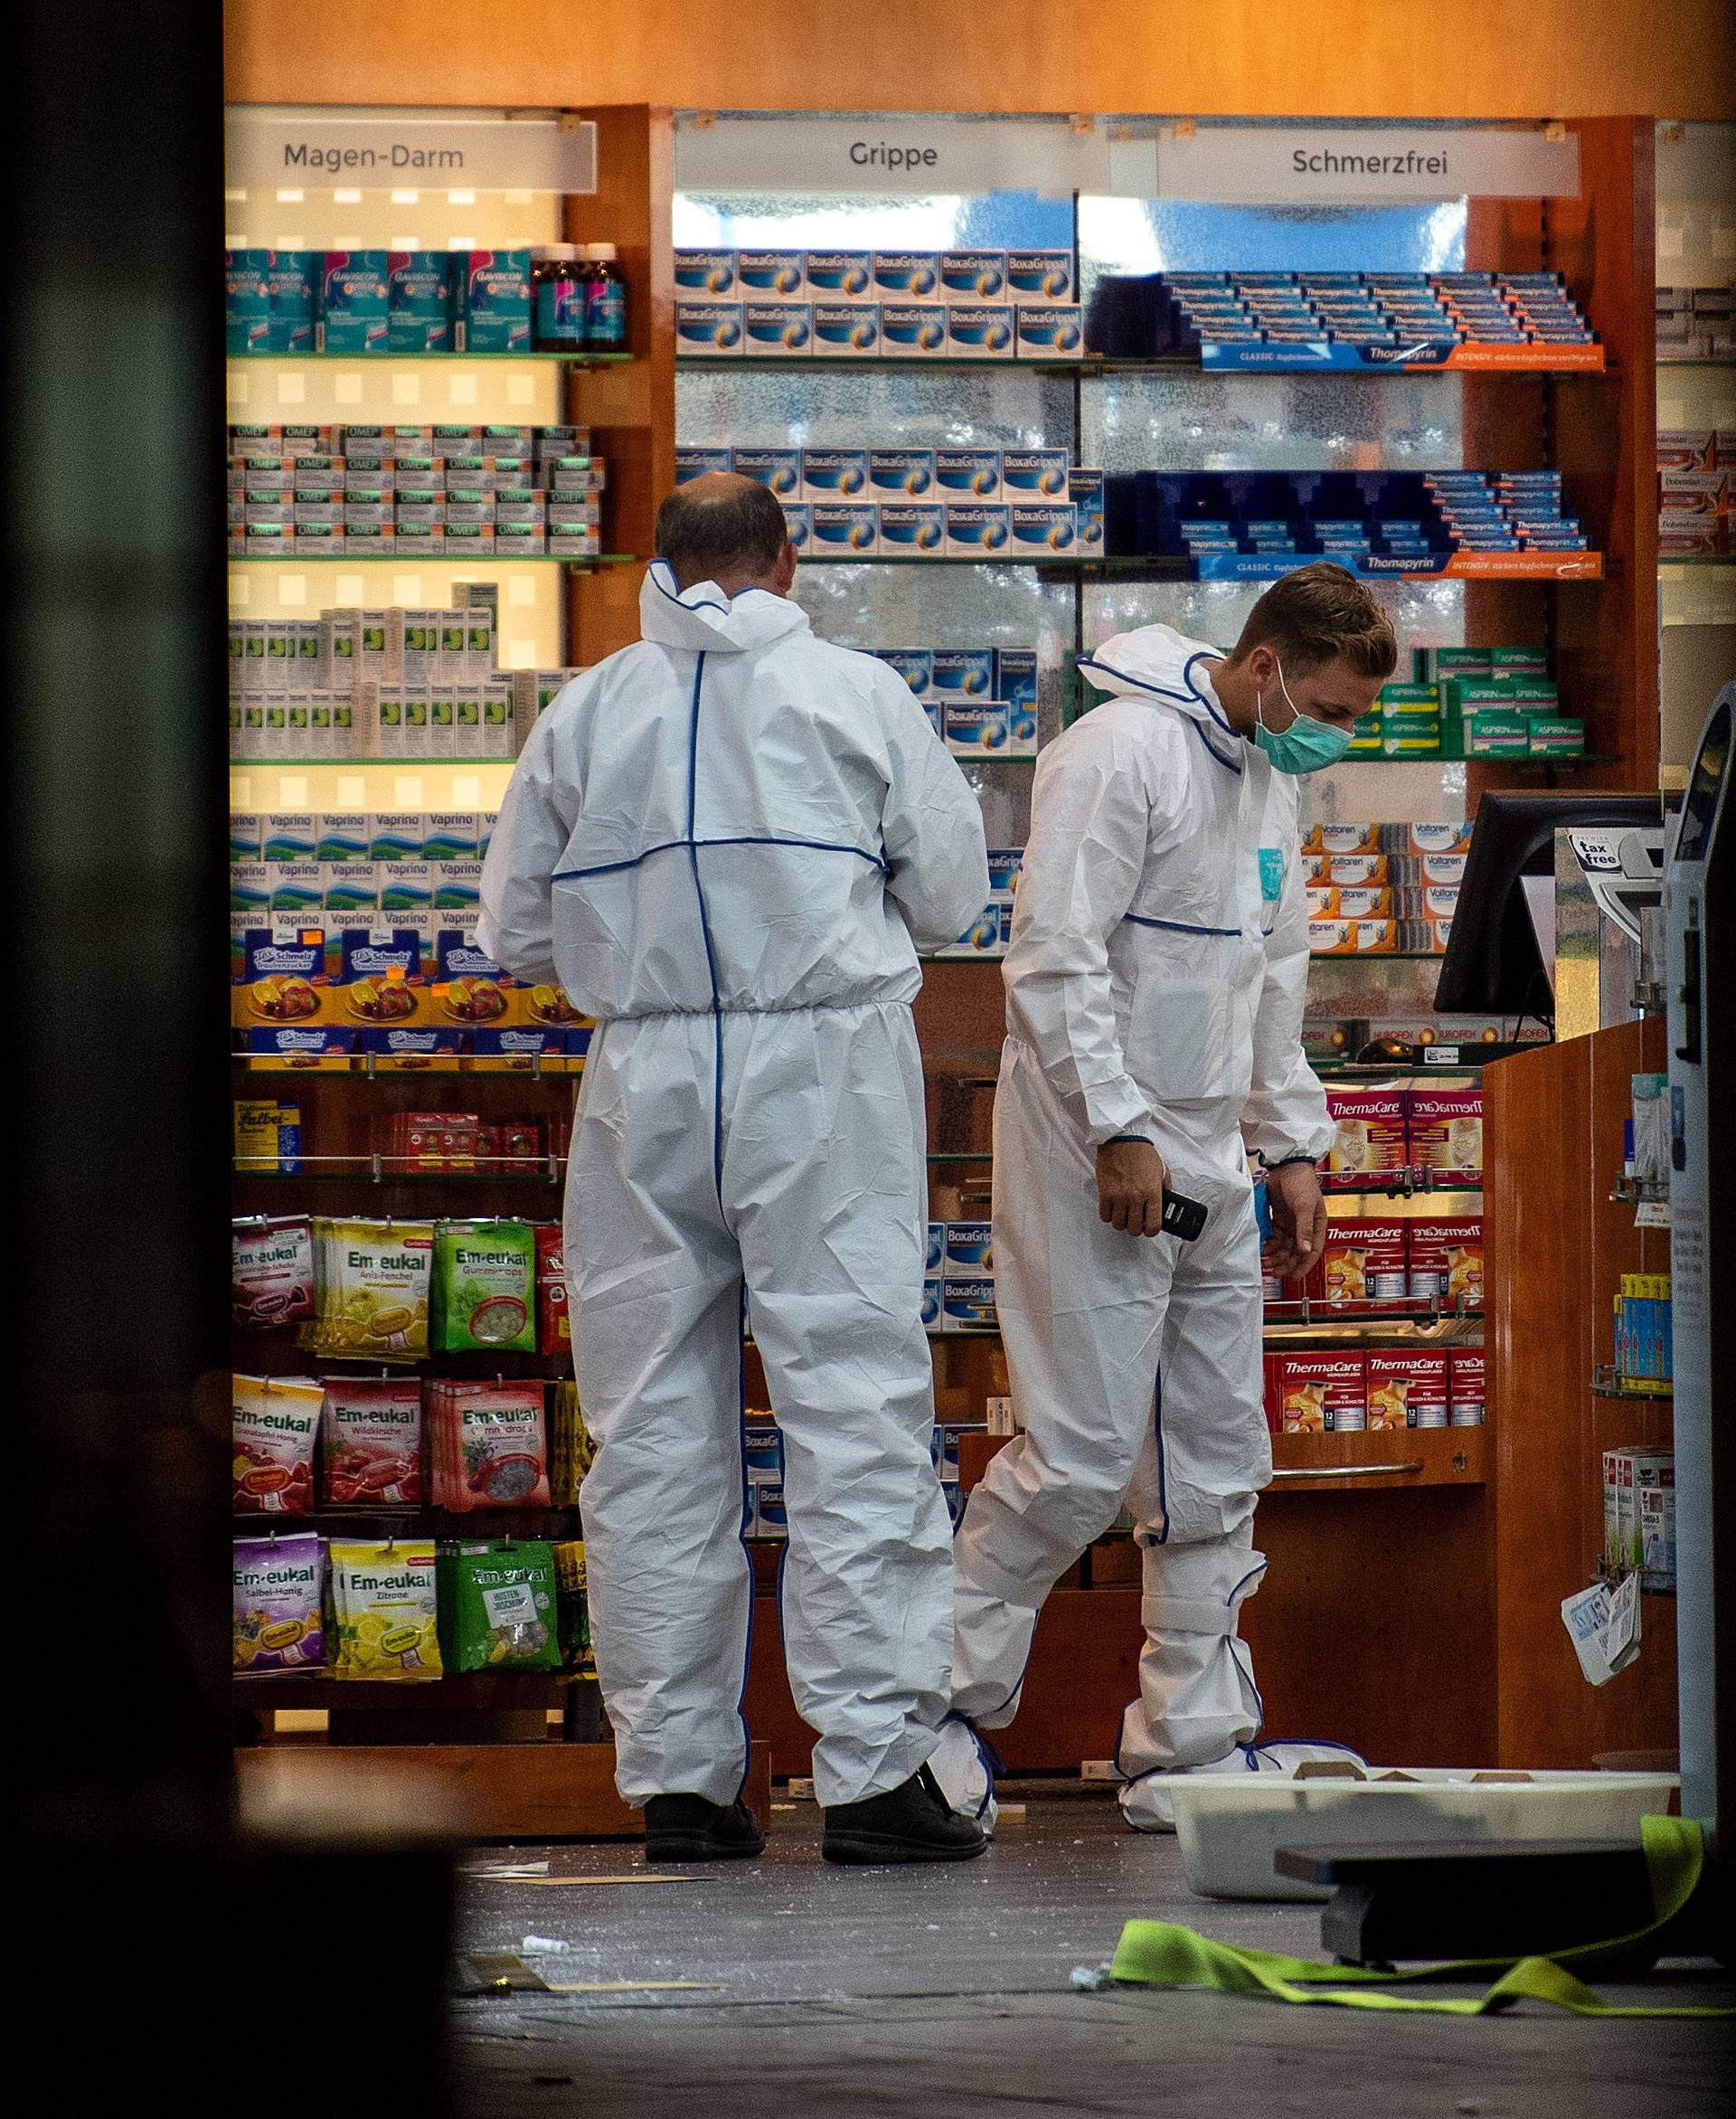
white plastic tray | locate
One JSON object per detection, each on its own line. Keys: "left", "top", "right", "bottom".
{"left": 1168, "top": 1766, "right": 1679, "bottom": 1901}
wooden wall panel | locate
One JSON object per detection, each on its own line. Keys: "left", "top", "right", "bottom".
{"left": 224, "top": 2, "right": 1736, "bottom": 121}
{"left": 1488, "top": 1018, "right": 1678, "bottom": 1768}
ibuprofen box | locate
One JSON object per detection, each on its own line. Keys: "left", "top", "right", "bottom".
{"left": 1368, "top": 1350, "right": 1449, "bottom": 1430}
{"left": 1406, "top": 1083, "right": 1483, "bottom": 1184}
{"left": 1273, "top": 1351, "right": 1366, "bottom": 1433}
{"left": 1408, "top": 1216, "right": 1484, "bottom": 1306}
{"left": 1324, "top": 1083, "right": 1409, "bottom": 1187}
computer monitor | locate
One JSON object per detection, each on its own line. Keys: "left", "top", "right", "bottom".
{"left": 1434, "top": 792, "right": 1663, "bottom": 1017}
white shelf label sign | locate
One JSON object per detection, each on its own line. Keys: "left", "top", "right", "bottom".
{"left": 675, "top": 116, "right": 1118, "bottom": 197}
{"left": 225, "top": 112, "right": 597, "bottom": 194}
{"left": 1157, "top": 127, "right": 1580, "bottom": 203}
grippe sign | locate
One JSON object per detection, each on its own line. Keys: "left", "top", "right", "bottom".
{"left": 675, "top": 117, "right": 1117, "bottom": 197}
{"left": 225, "top": 112, "right": 598, "bottom": 193}
{"left": 1156, "top": 126, "right": 1580, "bottom": 203}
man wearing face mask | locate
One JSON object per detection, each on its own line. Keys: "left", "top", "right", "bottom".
{"left": 929, "top": 564, "right": 1398, "bottom": 1834}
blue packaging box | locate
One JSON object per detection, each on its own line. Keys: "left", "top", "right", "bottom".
{"left": 921, "top": 1279, "right": 944, "bottom": 1329}
{"left": 1015, "top": 304, "right": 1084, "bottom": 355}
{"left": 873, "top": 251, "right": 941, "bottom": 298}
{"left": 781, "top": 502, "right": 810, "bottom": 552}
{"left": 946, "top": 1220, "right": 993, "bottom": 1270}
{"left": 812, "top": 300, "right": 880, "bottom": 354}
{"left": 922, "top": 699, "right": 944, "bottom": 741}
{"left": 880, "top": 301, "right": 948, "bottom": 355}
{"left": 226, "top": 249, "right": 272, "bottom": 354}
{"left": 744, "top": 300, "right": 812, "bottom": 354}
{"left": 732, "top": 446, "right": 802, "bottom": 497}
{"left": 936, "top": 447, "right": 1001, "bottom": 499}
{"left": 810, "top": 500, "right": 878, "bottom": 554}
{"left": 943, "top": 1277, "right": 998, "bottom": 1329}
{"left": 940, "top": 250, "right": 1007, "bottom": 298}
{"left": 675, "top": 300, "right": 743, "bottom": 354}
{"left": 868, "top": 448, "right": 936, "bottom": 498}
{"left": 944, "top": 504, "right": 1012, "bottom": 556}
{"left": 386, "top": 251, "right": 450, "bottom": 353}
{"left": 877, "top": 501, "right": 946, "bottom": 555}
{"left": 737, "top": 249, "right": 805, "bottom": 297}
{"left": 926, "top": 1222, "right": 947, "bottom": 1273}
{"left": 805, "top": 249, "right": 873, "bottom": 298}
{"left": 986, "top": 846, "right": 1024, "bottom": 894}
{"left": 267, "top": 251, "right": 316, "bottom": 353}
{"left": 932, "top": 648, "right": 995, "bottom": 697}
{"left": 1069, "top": 468, "right": 1105, "bottom": 550}
{"left": 943, "top": 700, "right": 1013, "bottom": 753}
{"left": 675, "top": 444, "right": 732, "bottom": 482}
{"left": 1010, "top": 502, "right": 1079, "bottom": 554}
{"left": 675, "top": 249, "right": 736, "bottom": 295}
{"left": 802, "top": 447, "right": 871, "bottom": 500}
{"left": 317, "top": 250, "right": 391, "bottom": 354}
{"left": 1002, "top": 448, "right": 1071, "bottom": 498}
{"left": 995, "top": 647, "right": 1037, "bottom": 710}
{"left": 1007, "top": 250, "right": 1075, "bottom": 302}
{"left": 453, "top": 250, "right": 531, "bottom": 354}
{"left": 946, "top": 303, "right": 1015, "bottom": 357}
{"left": 875, "top": 648, "right": 934, "bottom": 695}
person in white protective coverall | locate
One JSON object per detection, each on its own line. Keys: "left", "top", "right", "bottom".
{"left": 926, "top": 563, "right": 1399, "bottom": 1834}
{"left": 478, "top": 474, "right": 991, "bottom": 1867}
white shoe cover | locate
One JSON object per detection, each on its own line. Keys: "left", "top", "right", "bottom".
{"left": 928, "top": 1716, "right": 1000, "bottom": 1837}
{"left": 1118, "top": 1739, "right": 1369, "bottom": 1833}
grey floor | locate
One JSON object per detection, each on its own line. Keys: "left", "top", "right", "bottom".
{"left": 451, "top": 1788, "right": 1733, "bottom": 2117}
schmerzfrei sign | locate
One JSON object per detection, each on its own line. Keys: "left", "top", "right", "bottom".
{"left": 224, "top": 111, "right": 598, "bottom": 193}
{"left": 1156, "top": 126, "right": 1580, "bottom": 202}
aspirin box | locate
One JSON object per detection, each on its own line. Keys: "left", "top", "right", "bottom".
{"left": 675, "top": 300, "right": 742, "bottom": 354}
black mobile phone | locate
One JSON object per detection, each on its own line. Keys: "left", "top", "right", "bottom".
{"left": 1161, "top": 1189, "right": 1208, "bottom": 1243}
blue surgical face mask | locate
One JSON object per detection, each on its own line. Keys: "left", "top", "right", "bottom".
{"left": 1253, "top": 657, "right": 1353, "bottom": 775}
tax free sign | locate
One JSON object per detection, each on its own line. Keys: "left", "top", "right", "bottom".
{"left": 225, "top": 110, "right": 597, "bottom": 192}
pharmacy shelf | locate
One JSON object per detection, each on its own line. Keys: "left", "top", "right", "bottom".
{"left": 229, "top": 350, "right": 635, "bottom": 367}
{"left": 1268, "top": 1425, "right": 1487, "bottom": 1490}
{"left": 228, "top": 553, "right": 636, "bottom": 569}
{"left": 675, "top": 350, "right": 1608, "bottom": 377}
{"left": 797, "top": 553, "right": 1607, "bottom": 582}
{"left": 231, "top": 755, "right": 522, "bottom": 770}
{"left": 234, "top": 1159, "right": 566, "bottom": 1183}
{"left": 1657, "top": 553, "right": 1735, "bottom": 567}
{"left": 233, "top": 1670, "right": 579, "bottom": 1707}
{"left": 232, "top": 1505, "right": 580, "bottom": 1537}
{"left": 1591, "top": 1365, "right": 1673, "bottom": 1403}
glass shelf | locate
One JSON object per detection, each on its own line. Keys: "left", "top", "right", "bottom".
{"left": 229, "top": 350, "right": 635, "bottom": 367}
{"left": 676, "top": 353, "right": 1609, "bottom": 380}
{"left": 231, "top": 755, "right": 521, "bottom": 770}
{"left": 235, "top": 1159, "right": 565, "bottom": 1182}
{"left": 228, "top": 553, "right": 637, "bottom": 569}
{"left": 799, "top": 553, "right": 1604, "bottom": 582}
{"left": 1657, "top": 554, "right": 1734, "bottom": 568}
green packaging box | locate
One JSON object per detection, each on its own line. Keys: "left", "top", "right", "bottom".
{"left": 1528, "top": 718, "right": 1587, "bottom": 756}
{"left": 1445, "top": 676, "right": 1560, "bottom": 713}
{"left": 1379, "top": 682, "right": 1440, "bottom": 709}
{"left": 1463, "top": 713, "right": 1532, "bottom": 758}
{"left": 1489, "top": 646, "right": 1550, "bottom": 674}
{"left": 1348, "top": 712, "right": 1383, "bottom": 756}
{"left": 1413, "top": 647, "right": 1493, "bottom": 682}
{"left": 1382, "top": 721, "right": 1443, "bottom": 758}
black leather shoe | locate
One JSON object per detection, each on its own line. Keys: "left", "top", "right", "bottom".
{"left": 643, "top": 1793, "right": 766, "bottom": 1863}
{"left": 821, "top": 1764, "right": 989, "bottom": 1866}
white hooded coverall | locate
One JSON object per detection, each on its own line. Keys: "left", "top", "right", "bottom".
{"left": 948, "top": 623, "right": 1334, "bottom": 1822}
{"left": 479, "top": 563, "right": 989, "bottom": 1810}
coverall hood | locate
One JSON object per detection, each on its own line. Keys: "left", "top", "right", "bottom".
{"left": 1077, "top": 622, "right": 1239, "bottom": 757}
{"left": 639, "top": 557, "right": 812, "bottom": 655}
